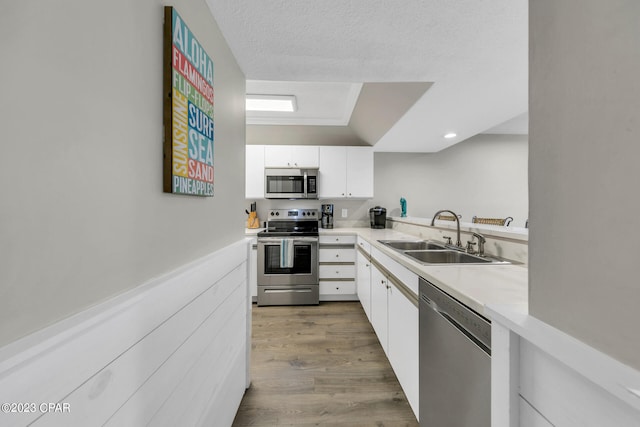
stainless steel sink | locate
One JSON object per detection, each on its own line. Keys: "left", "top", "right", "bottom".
{"left": 404, "top": 250, "right": 508, "bottom": 265}
{"left": 378, "top": 239, "right": 511, "bottom": 265}
{"left": 378, "top": 240, "right": 447, "bottom": 251}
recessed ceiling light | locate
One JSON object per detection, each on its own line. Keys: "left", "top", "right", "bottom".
{"left": 444, "top": 133, "right": 457, "bottom": 139}
{"left": 246, "top": 94, "right": 297, "bottom": 112}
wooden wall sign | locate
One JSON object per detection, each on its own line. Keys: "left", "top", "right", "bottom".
{"left": 163, "top": 6, "right": 214, "bottom": 196}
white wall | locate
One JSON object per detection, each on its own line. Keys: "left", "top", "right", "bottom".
{"left": 529, "top": 0, "right": 640, "bottom": 370}
{"left": 372, "top": 134, "right": 528, "bottom": 226}
{"left": 0, "top": 0, "right": 246, "bottom": 347}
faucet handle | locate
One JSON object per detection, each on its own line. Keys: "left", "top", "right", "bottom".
{"left": 443, "top": 236, "right": 452, "bottom": 245}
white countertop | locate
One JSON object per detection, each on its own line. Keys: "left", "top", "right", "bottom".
{"left": 318, "top": 227, "right": 528, "bottom": 316}
{"left": 244, "top": 228, "right": 264, "bottom": 236}
{"left": 246, "top": 226, "right": 528, "bottom": 316}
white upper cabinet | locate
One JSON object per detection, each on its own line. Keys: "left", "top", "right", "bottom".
{"left": 264, "top": 145, "right": 319, "bottom": 168}
{"left": 318, "top": 146, "right": 374, "bottom": 199}
{"left": 246, "top": 145, "right": 373, "bottom": 199}
{"left": 318, "top": 146, "right": 347, "bottom": 198}
{"left": 245, "top": 145, "right": 265, "bottom": 199}
{"left": 346, "top": 147, "right": 374, "bottom": 198}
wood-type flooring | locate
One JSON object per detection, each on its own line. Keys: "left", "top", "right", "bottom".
{"left": 232, "top": 301, "right": 418, "bottom": 427}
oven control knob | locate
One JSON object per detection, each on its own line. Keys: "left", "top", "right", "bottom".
{"left": 275, "top": 212, "right": 279, "bottom": 216}
{"left": 270, "top": 212, "right": 274, "bottom": 216}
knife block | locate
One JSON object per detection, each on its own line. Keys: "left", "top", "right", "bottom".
{"left": 247, "top": 211, "right": 260, "bottom": 229}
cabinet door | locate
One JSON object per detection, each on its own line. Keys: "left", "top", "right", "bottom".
{"left": 290, "top": 146, "right": 319, "bottom": 168}
{"left": 318, "top": 146, "right": 347, "bottom": 198}
{"left": 264, "top": 145, "right": 320, "bottom": 168}
{"left": 264, "top": 146, "right": 292, "bottom": 167}
{"left": 388, "top": 284, "right": 419, "bottom": 418}
{"left": 356, "top": 251, "right": 372, "bottom": 321}
{"left": 370, "top": 264, "right": 389, "bottom": 355}
{"left": 249, "top": 242, "right": 258, "bottom": 299}
{"left": 245, "top": 145, "right": 265, "bottom": 199}
{"left": 346, "top": 147, "right": 374, "bottom": 198}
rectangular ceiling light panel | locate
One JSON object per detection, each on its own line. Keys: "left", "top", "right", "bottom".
{"left": 246, "top": 94, "right": 297, "bottom": 112}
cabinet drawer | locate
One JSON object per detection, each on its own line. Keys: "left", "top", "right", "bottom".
{"left": 320, "top": 281, "right": 356, "bottom": 295}
{"left": 319, "top": 248, "right": 356, "bottom": 263}
{"left": 319, "top": 235, "right": 356, "bottom": 245}
{"left": 319, "top": 265, "right": 356, "bottom": 280}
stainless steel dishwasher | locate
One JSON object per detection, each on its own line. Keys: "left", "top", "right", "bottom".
{"left": 419, "top": 277, "right": 491, "bottom": 427}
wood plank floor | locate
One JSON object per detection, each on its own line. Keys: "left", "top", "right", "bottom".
{"left": 232, "top": 301, "right": 418, "bottom": 427}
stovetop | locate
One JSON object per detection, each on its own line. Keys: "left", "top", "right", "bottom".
{"left": 258, "top": 208, "right": 319, "bottom": 238}
{"left": 257, "top": 231, "right": 319, "bottom": 237}
{"left": 266, "top": 208, "right": 319, "bottom": 221}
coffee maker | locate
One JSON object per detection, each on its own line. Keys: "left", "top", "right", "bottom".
{"left": 369, "top": 206, "right": 387, "bottom": 229}
{"left": 321, "top": 204, "right": 334, "bottom": 229}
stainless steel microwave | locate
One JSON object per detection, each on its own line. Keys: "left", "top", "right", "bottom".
{"left": 264, "top": 168, "right": 318, "bottom": 199}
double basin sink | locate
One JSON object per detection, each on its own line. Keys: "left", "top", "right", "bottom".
{"left": 377, "top": 240, "right": 510, "bottom": 265}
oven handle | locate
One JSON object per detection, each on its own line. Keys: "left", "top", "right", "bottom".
{"left": 258, "top": 237, "right": 318, "bottom": 243}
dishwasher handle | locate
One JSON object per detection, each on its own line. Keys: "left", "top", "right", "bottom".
{"left": 420, "top": 280, "right": 491, "bottom": 355}
{"left": 438, "top": 311, "right": 491, "bottom": 356}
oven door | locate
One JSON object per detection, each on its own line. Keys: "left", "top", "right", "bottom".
{"left": 257, "top": 237, "right": 318, "bottom": 286}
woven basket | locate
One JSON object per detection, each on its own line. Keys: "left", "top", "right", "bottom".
{"left": 435, "top": 214, "right": 459, "bottom": 221}
{"left": 472, "top": 216, "right": 513, "bottom": 226}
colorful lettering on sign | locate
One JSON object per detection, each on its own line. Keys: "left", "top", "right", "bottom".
{"left": 172, "top": 46, "right": 214, "bottom": 104}
{"left": 172, "top": 90, "right": 189, "bottom": 177}
{"left": 168, "top": 8, "right": 214, "bottom": 196}
{"left": 172, "top": 10, "right": 214, "bottom": 85}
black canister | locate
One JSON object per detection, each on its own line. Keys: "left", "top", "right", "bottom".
{"left": 369, "top": 206, "right": 387, "bottom": 229}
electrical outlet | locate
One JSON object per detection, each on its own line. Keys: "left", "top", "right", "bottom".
{"left": 341, "top": 208, "right": 348, "bottom": 218}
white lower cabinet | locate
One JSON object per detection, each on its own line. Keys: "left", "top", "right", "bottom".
{"left": 370, "top": 263, "right": 389, "bottom": 355}
{"left": 388, "top": 283, "right": 419, "bottom": 419}
{"left": 319, "top": 281, "right": 356, "bottom": 295}
{"left": 360, "top": 240, "right": 419, "bottom": 420}
{"left": 249, "top": 238, "right": 257, "bottom": 302}
{"left": 319, "top": 234, "right": 357, "bottom": 301}
{"left": 356, "top": 250, "right": 372, "bottom": 321}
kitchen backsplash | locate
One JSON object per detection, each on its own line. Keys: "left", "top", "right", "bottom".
{"left": 247, "top": 199, "right": 372, "bottom": 228}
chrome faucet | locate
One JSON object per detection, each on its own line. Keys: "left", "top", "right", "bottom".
{"left": 469, "top": 232, "right": 486, "bottom": 256}
{"left": 431, "top": 210, "right": 462, "bottom": 248}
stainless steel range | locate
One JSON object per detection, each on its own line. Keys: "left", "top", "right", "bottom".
{"left": 256, "top": 209, "right": 319, "bottom": 306}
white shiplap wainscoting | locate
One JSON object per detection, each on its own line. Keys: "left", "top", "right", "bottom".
{"left": 0, "top": 239, "right": 251, "bottom": 427}
{"left": 489, "top": 305, "right": 640, "bottom": 427}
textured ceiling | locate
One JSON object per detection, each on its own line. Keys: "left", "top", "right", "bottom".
{"left": 206, "top": 0, "right": 528, "bottom": 152}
